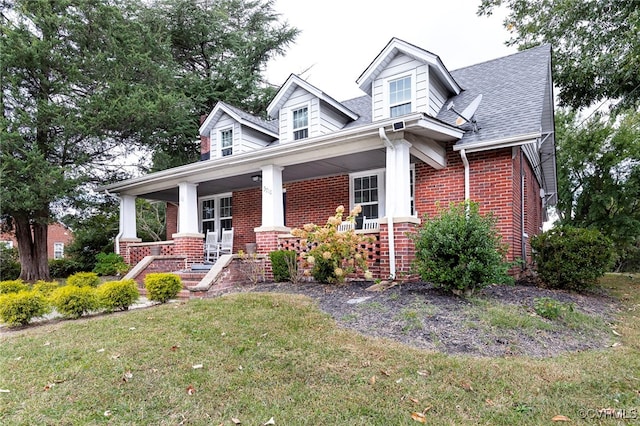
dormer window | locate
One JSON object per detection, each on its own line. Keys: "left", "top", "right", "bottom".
{"left": 292, "top": 106, "right": 308, "bottom": 140}
{"left": 389, "top": 75, "right": 412, "bottom": 117}
{"left": 220, "top": 128, "right": 233, "bottom": 157}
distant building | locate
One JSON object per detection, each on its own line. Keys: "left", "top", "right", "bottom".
{"left": 0, "top": 222, "right": 73, "bottom": 260}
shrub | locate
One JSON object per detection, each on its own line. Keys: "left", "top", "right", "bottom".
{"left": 0, "top": 290, "right": 50, "bottom": 326}
{"left": 533, "top": 297, "right": 574, "bottom": 320}
{"left": 269, "top": 250, "right": 297, "bottom": 282}
{"left": 144, "top": 273, "right": 182, "bottom": 303}
{"left": 32, "top": 280, "right": 60, "bottom": 297}
{"left": 97, "top": 279, "right": 139, "bottom": 312}
{"left": 0, "top": 246, "right": 20, "bottom": 281}
{"left": 67, "top": 271, "right": 100, "bottom": 288}
{"left": 412, "top": 201, "right": 513, "bottom": 295}
{"left": 49, "top": 258, "right": 83, "bottom": 278}
{"left": 49, "top": 285, "right": 100, "bottom": 319}
{"left": 237, "top": 251, "right": 265, "bottom": 284}
{"left": 291, "top": 205, "right": 372, "bottom": 284}
{"left": 0, "top": 279, "right": 29, "bottom": 295}
{"left": 93, "top": 252, "right": 129, "bottom": 276}
{"left": 530, "top": 226, "right": 614, "bottom": 291}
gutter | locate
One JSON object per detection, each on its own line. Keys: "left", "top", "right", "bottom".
{"left": 452, "top": 132, "right": 541, "bottom": 153}
{"left": 379, "top": 127, "right": 396, "bottom": 279}
{"left": 460, "top": 149, "right": 470, "bottom": 203}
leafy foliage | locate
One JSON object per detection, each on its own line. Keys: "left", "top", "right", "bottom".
{"left": 97, "top": 279, "right": 139, "bottom": 312}
{"left": 49, "top": 285, "right": 100, "bottom": 319}
{"left": 412, "top": 202, "right": 513, "bottom": 295}
{"left": 554, "top": 110, "right": 640, "bottom": 272}
{"left": 144, "top": 273, "right": 182, "bottom": 303}
{"left": 32, "top": 280, "right": 60, "bottom": 297}
{"left": 478, "top": 0, "right": 640, "bottom": 110}
{"left": 268, "top": 250, "right": 297, "bottom": 282}
{"left": 92, "top": 253, "right": 129, "bottom": 276}
{"left": 67, "top": 272, "right": 100, "bottom": 288}
{"left": 48, "top": 259, "right": 84, "bottom": 279}
{"left": 0, "top": 279, "right": 29, "bottom": 295}
{"left": 0, "top": 246, "right": 20, "bottom": 281}
{"left": 533, "top": 297, "right": 574, "bottom": 320}
{"left": 0, "top": 290, "right": 50, "bottom": 326}
{"left": 530, "top": 226, "right": 614, "bottom": 291}
{"left": 291, "top": 206, "right": 373, "bottom": 284}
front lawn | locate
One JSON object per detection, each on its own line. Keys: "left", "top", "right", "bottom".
{"left": 1, "top": 274, "right": 639, "bottom": 425}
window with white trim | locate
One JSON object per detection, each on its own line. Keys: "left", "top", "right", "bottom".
{"left": 219, "top": 128, "right": 233, "bottom": 157}
{"left": 53, "top": 242, "right": 64, "bottom": 259}
{"left": 200, "top": 194, "right": 232, "bottom": 234}
{"left": 292, "top": 106, "right": 308, "bottom": 140}
{"left": 389, "top": 75, "right": 412, "bottom": 117}
{"left": 350, "top": 170, "right": 385, "bottom": 220}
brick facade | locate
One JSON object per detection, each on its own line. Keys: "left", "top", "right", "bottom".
{"left": 0, "top": 222, "right": 74, "bottom": 260}
{"left": 166, "top": 203, "right": 178, "bottom": 237}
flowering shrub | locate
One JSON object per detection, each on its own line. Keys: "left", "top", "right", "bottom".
{"left": 291, "top": 205, "right": 373, "bottom": 284}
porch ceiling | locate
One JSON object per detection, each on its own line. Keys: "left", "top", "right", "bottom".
{"left": 142, "top": 148, "right": 389, "bottom": 202}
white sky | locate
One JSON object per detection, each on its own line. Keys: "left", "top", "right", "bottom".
{"left": 265, "top": 0, "right": 516, "bottom": 101}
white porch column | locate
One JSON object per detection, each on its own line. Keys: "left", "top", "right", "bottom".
{"left": 175, "top": 182, "right": 201, "bottom": 236}
{"left": 260, "top": 165, "right": 284, "bottom": 227}
{"left": 385, "top": 138, "right": 412, "bottom": 217}
{"left": 120, "top": 194, "right": 138, "bottom": 239}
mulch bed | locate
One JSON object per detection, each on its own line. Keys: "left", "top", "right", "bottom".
{"left": 226, "top": 280, "right": 621, "bottom": 358}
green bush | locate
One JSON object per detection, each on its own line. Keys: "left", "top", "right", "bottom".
{"left": 49, "top": 258, "right": 83, "bottom": 278}
{"left": 49, "top": 285, "right": 100, "bottom": 319}
{"left": 32, "top": 280, "right": 60, "bottom": 297}
{"left": 269, "top": 250, "right": 297, "bottom": 282}
{"left": 0, "top": 246, "right": 20, "bottom": 281}
{"left": 412, "top": 202, "right": 514, "bottom": 295}
{"left": 0, "top": 279, "right": 29, "bottom": 295}
{"left": 144, "top": 273, "right": 182, "bottom": 303}
{"left": 530, "top": 226, "right": 613, "bottom": 291}
{"left": 93, "top": 252, "right": 129, "bottom": 276}
{"left": 0, "top": 290, "right": 50, "bottom": 326}
{"left": 97, "top": 279, "right": 139, "bottom": 312}
{"left": 67, "top": 271, "right": 100, "bottom": 288}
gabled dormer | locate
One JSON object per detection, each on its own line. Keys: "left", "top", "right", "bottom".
{"left": 199, "top": 102, "right": 278, "bottom": 160}
{"left": 267, "top": 74, "right": 359, "bottom": 143}
{"left": 357, "top": 38, "right": 462, "bottom": 121}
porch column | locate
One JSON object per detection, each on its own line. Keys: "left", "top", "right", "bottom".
{"left": 260, "top": 164, "right": 284, "bottom": 227}
{"left": 172, "top": 182, "right": 204, "bottom": 266}
{"left": 118, "top": 194, "right": 141, "bottom": 264}
{"left": 385, "top": 138, "right": 412, "bottom": 217}
{"left": 176, "top": 182, "right": 200, "bottom": 235}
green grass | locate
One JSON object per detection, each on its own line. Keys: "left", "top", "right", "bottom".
{"left": 1, "top": 275, "right": 639, "bottom": 425}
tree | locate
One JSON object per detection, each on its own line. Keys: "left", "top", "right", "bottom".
{"left": 478, "top": 0, "right": 640, "bottom": 111}
{"left": 1, "top": 0, "right": 191, "bottom": 280}
{"left": 554, "top": 109, "right": 640, "bottom": 271}
{"left": 140, "top": 0, "right": 299, "bottom": 169}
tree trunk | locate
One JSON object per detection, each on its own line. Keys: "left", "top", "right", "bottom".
{"left": 15, "top": 215, "right": 50, "bottom": 282}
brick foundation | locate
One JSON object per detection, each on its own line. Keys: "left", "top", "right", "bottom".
{"left": 172, "top": 233, "right": 205, "bottom": 266}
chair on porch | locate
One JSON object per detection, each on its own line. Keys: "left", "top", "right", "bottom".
{"left": 218, "top": 228, "right": 234, "bottom": 257}
{"left": 204, "top": 230, "right": 219, "bottom": 263}
{"left": 337, "top": 221, "right": 355, "bottom": 232}
{"left": 362, "top": 216, "right": 379, "bottom": 231}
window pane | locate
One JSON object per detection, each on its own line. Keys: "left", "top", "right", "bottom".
{"left": 202, "top": 199, "right": 215, "bottom": 220}
{"left": 390, "top": 103, "right": 412, "bottom": 117}
{"left": 293, "top": 128, "right": 308, "bottom": 140}
{"left": 219, "top": 197, "right": 232, "bottom": 218}
{"left": 203, "top": 221, "right": 216, "bottom": 234}
{"left": 293, "top": 107, "right": 308, "bottom": 129}
{"left": 220, "top": 219, "right": 232, "bottom": 230}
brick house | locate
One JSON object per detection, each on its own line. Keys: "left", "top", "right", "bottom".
{"left": 99, "top": 38, "right": 556, "bottom": 282}
{"left": 0, "top": 222, "right": 73, "bottom": 260}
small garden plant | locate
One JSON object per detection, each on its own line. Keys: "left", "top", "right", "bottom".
{"left": 268, "top": 250, "right": 297, "bottom": 282}
{"left": 49, "top": 285, "right": 100, "bottom": 319}
{"left": 533, "top": 297, "right": 574, "bottom": 320}
{"left": 0, "top": 290, "right": 50, "bottom": 326}
{"left": 237, "top": 250, "right": 265, "bottom": 284}
{"left": 67, "top": 271, "right": 100, "bottom": 288}
{"left": 144, "top": 273, "right": 182, "bottom": 303}
{"left": 291, "top": 205, "right": 373, "bottom": 284}
{"left": 0, "top": 279, "right": 29, "bottom": 294}
{"left": 93, "top": 252, "right": 129, "bottom": 276}
{"left": 412, "top": 201, "right": 513, "bottom": 295}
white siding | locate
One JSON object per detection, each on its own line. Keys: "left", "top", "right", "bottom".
{"left": 278, "top": 87, "right": 315, "bottom": 143}
{"left": 372, "top": 54, "right": 427, "bottom": 121}
{"left": 428, "top": 74, "right": 449, "bottom": 117}
{"left": 210, "top": 114, "right": 235, "bottom": 158}
{"left": 320, "top": 104, "right": 351, "bottom": 134}
{"left": 240, "top": 127, "right": 272, "bottom": 153}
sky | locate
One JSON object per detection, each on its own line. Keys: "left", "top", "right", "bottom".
{"left": 265, "top": 0, "right": 516, "bottom": 101}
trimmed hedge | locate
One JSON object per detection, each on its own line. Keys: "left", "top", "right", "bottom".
{"left": 0, "top": 290, "right": 50, "bottom": 326}
{"left": 67, "top": 272, "right": 100, "bottom": 288}
{"left": 530, "top": 226, "right": 613, "bottom": 291}
{"left": 97, "top": 279, "right": 139, "bottom": 312}
{"left": 144, "top": 273, "right": 182, "bottom": 303}
{"left": 49, "top": 259, "right": 83, "bottom": 279}
{"left": 49, "top": 285, "right": 100, "bottom": 319}
{"left": 93, "top": 252, "right": 129, "bottom": 276}
{"left": 32, "top": 280, "right": 60, "bottom": 297}
{"left": 0, "top": 279, "right": 29, "bottom": 295}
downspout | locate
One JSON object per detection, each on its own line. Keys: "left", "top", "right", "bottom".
{"left": 520, "top": 149, "right": 527, "bottom": 269}
{"left": 460, "top": 149, "right": 470, "bottom": 210}
{"left": 105, "top": 189, "right": 123, "bottom": 255}
{"left": 379, "top": 127, "right": 396, "bottom": 280}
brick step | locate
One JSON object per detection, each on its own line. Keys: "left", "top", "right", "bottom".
{"left": 136, "top": 287, "right": 191, "bottom": 300}
{"left": 177, "top": 272, "right": 208, "bottom": 281}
